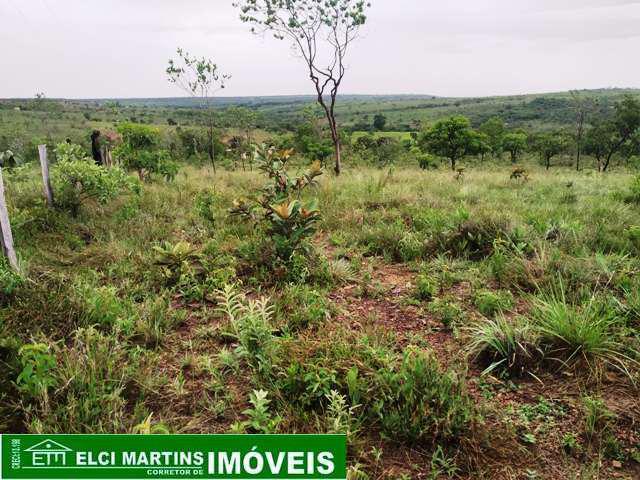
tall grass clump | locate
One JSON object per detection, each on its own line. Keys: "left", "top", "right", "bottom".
{"left": 19, "top": 327, "right": 138, "bottom": 433}
{"left": 532, "top": 285, "right": 638, "bottom": 379}
{"left": 467, "top": 315, "right": 540, "bottom": 376}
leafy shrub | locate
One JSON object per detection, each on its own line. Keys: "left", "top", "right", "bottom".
{"left": 74, "top": 281, "right": 135, "bottom": 332}
{"left": 466, "top": 315, "right": 540, "bottom": 376}
{"left": 153, "top": 241, "right": 202, "bottom": 287}
{"left": 16, "top": 343, "right": 58, "bottom": 400}
{"left": 441, "top": 218, "right": 513, "bottom": 259}
{"left": 267, "top": 198, "right": 322, "bottom": 261}
{"left": 414, "top": 274, "right": 437, "bottom": 302}
{"left": 415, "top": 149, "right": 437, "bottom": 170}
{"left": 52, "top": 144, "right": 138, "bottom": 215}
{"left": 194, "top": 189, "right": 220, "bottom": 225}
{"left": 231, "top": 390, "right": 281, "bottom": 434}
{"left": 0, "top": 257, "right": 23, "bottom": 301}
{"left": 54, "top": 142, "right": 86, "bottom": 162}
{"left": 372, "top": 350, "right": 474, "bottom": 443}
{"left": 114, "top": 123, "right": 178, "bottom": 181}
{"left": 217, "top": 285, "right": 275, "bottom": 375}
{"left": 277, "top": 361, "right": 338, "bottom": 409}
{"left": 152, "top": 241, "right": 235, "bottom": 301}
{"left": 473, "top": 289, "right": 514, "bottom": 317}
{"left": 325, "top": 390, "right": 359, "bottom": 441}
{"left": 231, "top": 146, "right": 323, "bottom": 263}
{"left": 353, "top": 134, "right": 405, "bottom": 167}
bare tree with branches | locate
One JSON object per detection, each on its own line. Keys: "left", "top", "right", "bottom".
{"left": 570, "top": 91, "right": 595, "bottom": 171}
{"left": 167, "top": 49, "right": 231, "bottom": 173}
{"left": 234, "top": 0, "right": 370, "bottom": 175}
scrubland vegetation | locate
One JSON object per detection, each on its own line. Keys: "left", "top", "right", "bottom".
{"left": 1, "top": 2, "right": 640, "bottom": 478}
{"left": 1, "top": 127, "right": 640, "bottom": 477}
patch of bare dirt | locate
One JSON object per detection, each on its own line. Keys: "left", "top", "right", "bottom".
{"left": 324, "top": 254, "right": 640, "bottom": 479}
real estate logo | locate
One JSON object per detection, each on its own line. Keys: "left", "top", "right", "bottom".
{"left": 0, "top": 434, "right": 346, "bottom": 479}
{"left": 24, "top": 439, "right": 72, "bottom": 467}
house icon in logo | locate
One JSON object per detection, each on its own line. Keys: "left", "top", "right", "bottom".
{"left": 25, "top": 439, "right": 72, "bottom": 466}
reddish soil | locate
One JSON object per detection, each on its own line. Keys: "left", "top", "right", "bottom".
{"left": 325, "top": 258, "right": 640, "bottom": 479}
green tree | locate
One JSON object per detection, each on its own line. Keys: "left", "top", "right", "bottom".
{"left": 583, "top": 122, "right": 612, "bottom": 171}
{"left": 479, "top": 116, "right": 505, "bottom": 158}
{"left": 373, "top": 114, "right": 387, "bottom": 131}
{"left": 502, "top": 132, "right": 528, "bottom": 164}
{"left": 234, "top": 0, "right": 371, "bottom": 176}
{"left": 470, "top": 131, "right": 491, "bottom": 162}
{"left": 166, "top": 49, "right": 231, "bottom": 173}
{"left": 599, "top": 95, "right": 640, "bottom": 171}
{"left": 531, "top": 132, "right": 568, "bottom": 170}
{"left": 420, "top": 116, "right": 476, "bottom": 170}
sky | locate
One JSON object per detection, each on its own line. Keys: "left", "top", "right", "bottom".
{"left": 1, "top": 0, "right": 639, "bottom": 99}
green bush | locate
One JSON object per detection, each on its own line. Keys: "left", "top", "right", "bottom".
{"left": 372, "top": 350, "right": 474, "bottom": 443}
{"left": 16, "top": 343, "right": 58, "bottom": 400}
{"left": 231, "top": 389, "right": 281, "bottom": 434}
{"left": 52, "top": 144, "right": 138, "bottom": 214}
{"left": 0, "top": 258, "right": 23, "bottom": 301}
{"left": 74, "top": 281, "right": 135, "bottom": 332}
{"left": 114, "top": 123, "right": 178, "bottom": 181}
{"left": 231, "top": 147, "right": 323, "bottom": 263}
{"left": 414, "top": 274, "right": 437, "bottom": 302}
{"left": 217, "top": 285, "right": 276, "bottom": 376}
{"left": 194, "top": 189, "right": 220, "bottom": 225}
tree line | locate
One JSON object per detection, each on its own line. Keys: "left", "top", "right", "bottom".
{"left": 406, "top": 94, "right": 640, "bottom": 171}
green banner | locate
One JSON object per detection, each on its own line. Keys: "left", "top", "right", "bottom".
{"left": 0, "top": 435, "right": 346, "bottom": 480}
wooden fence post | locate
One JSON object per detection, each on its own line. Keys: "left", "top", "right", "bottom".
{"left": 38, "top": 144, "right": 54, "bottom": 207}
{"left": 0, "top": 166, "right": 18, "bottom": 271}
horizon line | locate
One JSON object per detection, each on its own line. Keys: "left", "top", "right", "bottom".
{"left": 1, "top": 87, "right": 639, "bottom": 103}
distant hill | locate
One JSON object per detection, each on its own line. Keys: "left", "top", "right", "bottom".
{"left": 74, "top": 94, "right": 439, "bottom": 108}
{"left": 1, "top": 88, "right": 639, "bottom": 134}
{"left": 71, "top": 88, "right": 638, "bottom": 131}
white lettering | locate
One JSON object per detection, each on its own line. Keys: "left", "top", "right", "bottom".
{"left": 317, "top": 452, "right": 335, "bottom": 475}
{"left": 218, "top": 452, "right": 241, "bottom": 475}
{"left": 287, "top": 452, "right": 304, "bottom": 475}
{"left": 265, "top": 452, "right": 285, "bottom": 474}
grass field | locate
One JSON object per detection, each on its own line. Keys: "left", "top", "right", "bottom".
{"left": 1, "top": 161, "right": 639, "bottom": 478}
